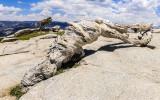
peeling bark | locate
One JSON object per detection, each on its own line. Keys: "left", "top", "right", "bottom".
{"left": 21, "top": 19, "right": 153, "bottom": 92}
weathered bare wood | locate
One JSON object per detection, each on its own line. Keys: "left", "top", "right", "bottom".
{"left": 21, "top": 19, "right": 153, "bottom": 92}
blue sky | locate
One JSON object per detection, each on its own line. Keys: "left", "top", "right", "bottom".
{"left": 0, "top": 0, "right": 43, "bottom": 15}
{"left": 0, "top": 0, "right": 160, "bottom": 25}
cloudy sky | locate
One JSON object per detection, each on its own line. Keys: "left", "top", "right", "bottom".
{"left": 0, "top": 0, "right": 160, "bottom": 25}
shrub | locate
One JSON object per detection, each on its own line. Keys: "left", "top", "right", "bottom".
{"left": 17, "top": 31, "right": 64, "bottom": 40}
{"left": 56, "top": 69, "right": 64, "bottom": 75}
{"left": 39, "top": 17, "right": 52, "bottom": 30}
{"left": 55, "top": 62, "right": 80, "bottom": 75}
{"left": 0, "top": 37, "right": 4, "bottom": 42}
{"left": 73, "top": 62, "right": 80, "bottom": 68}
{"left": 10, "top": 85, "right": 25, "bottom": 99}
{"left": 18, "top": 32, "right": 47, "bottom": 40}
{"left": 55, "top": 31, "right": 65, "bottom": 36}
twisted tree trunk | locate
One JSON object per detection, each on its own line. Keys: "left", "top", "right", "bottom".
{"left": 21, "top": 19, "right": 153, "bottom": 92}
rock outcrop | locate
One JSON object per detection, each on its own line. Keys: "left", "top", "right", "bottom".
{"left": 0, "top": 34, "right": 57, "bottom": 98}
{"left": 52, "top": 25, "right": 60, "bottom": 32}
{"left": 20, "top": 33, "right": 160, "bottom": 100}
{"left": 153, "top": 29, "right": 160, "bottom": 33}
{"left": 1, "top": 25, "right": 61, "bottom": 43}
{"left": 13, "top": 28, "right": 39, "bottom": 37}
{"left": 21, "top": 19, "right": 153, "bottom": 92}
{"left": 1, "top": 37, "right": 18, "bottom": 43}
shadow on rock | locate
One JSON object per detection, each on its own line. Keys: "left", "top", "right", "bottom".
{"left": 61, "top": 42, "right": 155, "bottom": 69}
{"left": 83, "top": 42, "right": 155, "bottom": 58}
{"left": 97, "top": 42, "right": 137, "bottom": 52}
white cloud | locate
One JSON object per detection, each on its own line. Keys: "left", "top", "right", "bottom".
{"left": 40, "top": 9, "right": 52, "bottom": 16}
{"left": 0, "top": 4, "right": 23, "bottom": 21}
{"left": 29, "top": 0, "right": 160, "bottom": 25}
{"left": 0, "top": 0, "right": 160, "bottom": 25}
{"left": 31, "top": 0, "right": 115, "bottom": 15}
{"left": 112, "top": 0, "right": 160, "bottom": 25}
{"left": 18, "top": 1, "right": 23, "bottom": 4}
{"left": 0, "top": 12, "right": 3, "bottom": 16}
{"left": 0, "top": 11, "right": 68, "bottom": 22}
{"left": 30, "top": 3, "right": 36, "bottom": 6}
{"left": 0, "top": 4, "right": 22, "bottom": 13}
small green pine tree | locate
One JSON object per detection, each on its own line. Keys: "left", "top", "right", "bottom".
{"left": 39, "top": 17, "right": 53, "bottom": 30}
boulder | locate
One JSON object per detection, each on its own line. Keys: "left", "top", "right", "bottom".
{"left": 153, "top": 29, "right": 160, "bottom": 33}
{"left": 59, "top": 29, "right": 65, "bottom": 32}
{"left": 42, "top": 27, "right": 52, "bottom": 32}
{"left": 7, "top": 35, "right": 15, "bottom": 38}
{"left": 1, "top": 37, "right": 18, "bottom": 43}
{"left": 48, "top": 31, "right": 54, "bottom": 34}
{"left": 52, "top": 25, "right": 60, "bottom": 32}
{"left": 13, "top": 28, "right": 39, "bottom": 37}
{"left": 20, "top": 33, "right": 160, "bottom": 100}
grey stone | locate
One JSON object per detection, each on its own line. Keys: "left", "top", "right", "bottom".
{"left": 48, "top": 31, "right": 54, "bottom": 34}
{"left": 13, "top": 28, "right": 39, "bottom": 37}
{"left": 153, "top": 29, "right": 160, "bottom": 33}
{"left": 1, "top": 37, "right": 18, "bottom": 43}
{"left": 52, "top": 25, "right": 60, "bottom": 32}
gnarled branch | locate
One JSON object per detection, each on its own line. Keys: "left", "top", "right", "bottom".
{"left": 21, "top": 19, "right": 153, "bottom": 92}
